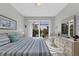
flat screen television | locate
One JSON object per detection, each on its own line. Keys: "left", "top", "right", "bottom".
{"left": 61, "top": 23, "right": 68, "bottom": 36}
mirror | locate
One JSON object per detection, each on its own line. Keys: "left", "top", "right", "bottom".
{"left": 61, "top": 16, "right": 76, "bottom": 37}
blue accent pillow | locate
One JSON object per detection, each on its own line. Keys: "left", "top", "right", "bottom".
{"left": 8, "top": 32, "right": 21, "bottom": 42}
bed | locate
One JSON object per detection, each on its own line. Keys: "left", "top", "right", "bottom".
{"left": 0, "top": 34, "right": 51, "bottom": 56}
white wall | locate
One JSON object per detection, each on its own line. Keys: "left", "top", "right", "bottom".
{"left": 0, "top": 3, "right": 24, "bottom": 33}
{"left": 55, "top": 3, "right": 79, "bottom": 35}
{"left": 24, "top": 20, "right": 33, "bottom": 37}
{"left": 24, "top": 17, "right": 55, "bottom": 38}
{"left": 75, "top": 15, "right": 79, "bottom": 35}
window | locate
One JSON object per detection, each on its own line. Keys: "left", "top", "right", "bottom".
{"left": 32, "top": 20, "right": 49, "bottom": 39}
{"left": 32, "top": 24, "right": 39, "bottom": 37}
{"left": 40, "top": 24, "right": 49, "bottom": 38}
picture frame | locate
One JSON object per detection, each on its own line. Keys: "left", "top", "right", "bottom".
{"left": 61, "top": 15, "right": 76, "bottom": 37}
{"left": 0, "top": 15, "right": 17, "bottom": 30}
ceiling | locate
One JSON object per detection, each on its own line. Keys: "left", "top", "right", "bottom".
{"left": 11, "top": 3, "right": 68, "bottom": 17}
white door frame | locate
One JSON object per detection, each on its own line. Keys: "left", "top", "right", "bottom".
{"left": 32, "top": 20, "right": 49, "bottom": 39}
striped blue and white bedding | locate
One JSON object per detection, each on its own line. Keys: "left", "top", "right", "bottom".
{"left": 0, "top": 38, "right": 51, "bottom": 56}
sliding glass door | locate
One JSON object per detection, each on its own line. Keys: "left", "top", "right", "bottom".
{"left": 32, "top": 20, "right": 49, "bottom": 39}
{"left": 32, "top": 24, "right": 39, "bottom": 37}
{"left": 40, "top": 24, "right": 49, "bottom": 38}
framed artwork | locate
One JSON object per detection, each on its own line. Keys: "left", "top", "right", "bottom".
{"left": 0, "top": 15, "right": 17, "bottom": 30}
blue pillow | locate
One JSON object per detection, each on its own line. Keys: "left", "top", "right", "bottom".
{"left": 9, "top": 32, "right": 21, "bottom": 42}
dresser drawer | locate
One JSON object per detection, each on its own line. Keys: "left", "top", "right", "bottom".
{"left": 64, "top": 49, "right": 72, "bottom": 56}
{"left": 64, "top": 41, "right": 73, "bottom": 48}
{"left": 64, "top": 46, "right": 73, "bottom": 52}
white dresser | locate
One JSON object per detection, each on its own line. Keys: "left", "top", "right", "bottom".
{"left": 54, "top": 36, "right": 79, "bottom": 56}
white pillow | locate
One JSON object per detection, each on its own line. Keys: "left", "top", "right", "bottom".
{"left": 0, "top": 34, "right": 10, "bottom": 47}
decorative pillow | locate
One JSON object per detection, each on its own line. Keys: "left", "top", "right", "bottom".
{"left": 0, "top": 34, "right": 10, "bottom": 47}
{"left": 8, "top": 32, "right": 22, "bottom": 42}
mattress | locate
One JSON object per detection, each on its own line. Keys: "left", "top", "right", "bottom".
{"left": 0, "top": 38, "right": 51, "bottom": 56}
